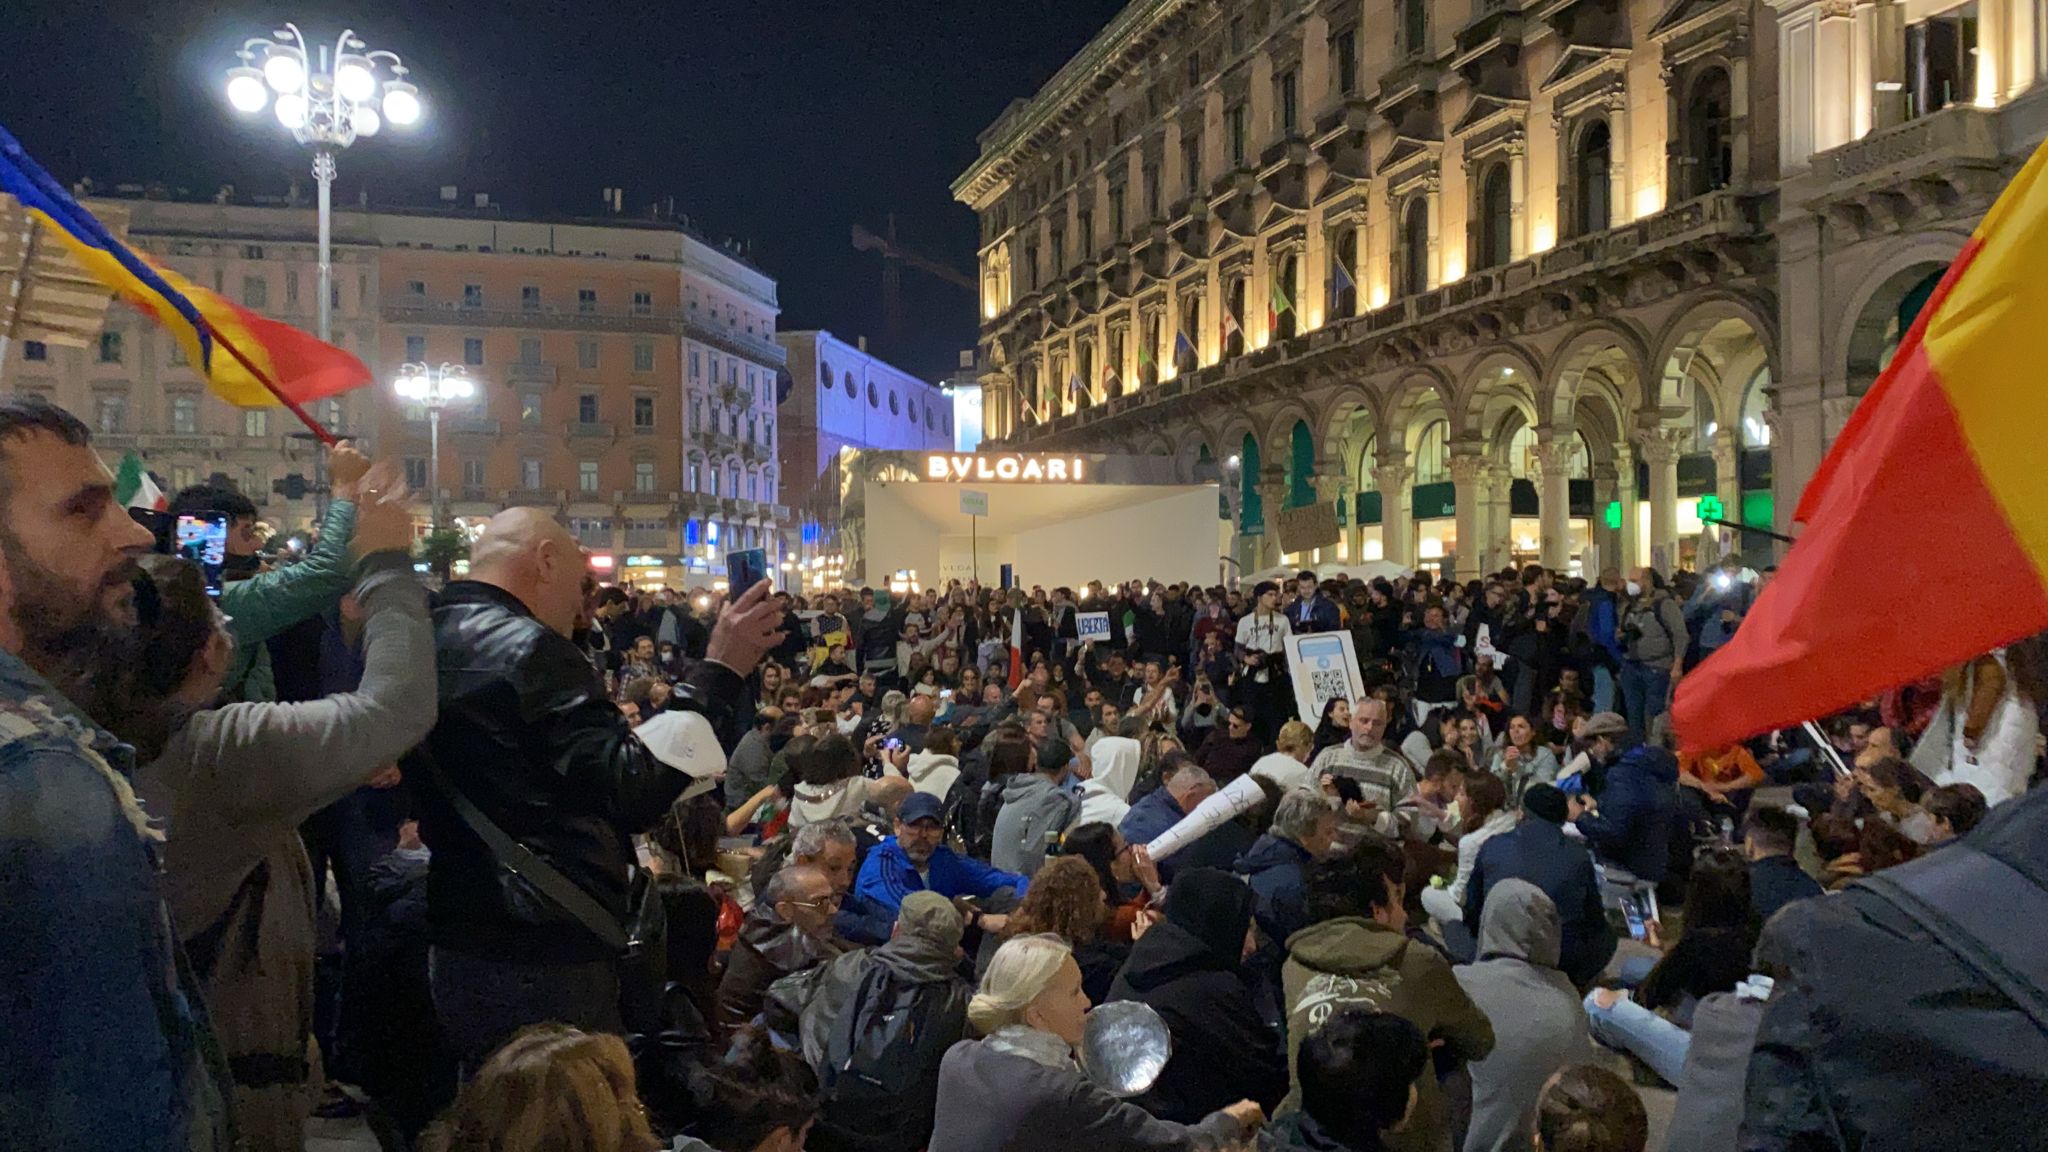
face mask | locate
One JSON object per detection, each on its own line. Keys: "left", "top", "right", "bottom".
{"left": 1624, "top": 580, "right": 1642, "bottom": 597}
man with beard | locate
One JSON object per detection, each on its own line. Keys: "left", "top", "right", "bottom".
{"left": 0, "top": 397, "right": 231, "bottom": 1151}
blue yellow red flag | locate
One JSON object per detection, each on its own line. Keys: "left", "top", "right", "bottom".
{"left": 0, "top": 121, "right": 369, "bottom": 413}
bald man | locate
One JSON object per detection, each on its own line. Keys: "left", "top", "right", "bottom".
{"left": 412, "top": 507, "right": 785, "bottom": 1064}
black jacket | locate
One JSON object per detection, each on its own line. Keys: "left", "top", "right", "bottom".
{"left": 413, "top": 581, "right": 746, "bottom": 963}
{"left": 1466, "top": 819, "right": 1617, "bottom": 988}
{"left": 1107, "top": 872, "right": 1289, "bottom": 1123}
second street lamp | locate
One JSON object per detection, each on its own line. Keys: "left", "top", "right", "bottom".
{"left": 393, "top": 363, "right": 473, "bottom": 527}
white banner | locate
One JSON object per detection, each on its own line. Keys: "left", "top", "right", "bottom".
{"left": 1076, "top": 611, "right": 1112, "bottom": 643}
{"left": 1146, "top": 773, "right": 1266, "bottom": 862}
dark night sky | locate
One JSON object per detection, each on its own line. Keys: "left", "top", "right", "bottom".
{"left": 0, "top": 0, "right": 1127, "bottom": 380}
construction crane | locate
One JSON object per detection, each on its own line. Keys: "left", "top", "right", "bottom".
{"left": 851, "top": 214, "right": 976, "bottom": 352}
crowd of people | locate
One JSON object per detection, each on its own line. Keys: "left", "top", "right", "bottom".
{"left": 1, "top": 391, "right": 2043, "bottom": 1152}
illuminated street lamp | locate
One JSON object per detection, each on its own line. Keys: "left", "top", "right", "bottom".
{"left": 393, "top": 362, "right": 473, "bottom": 527}
{"left": 225, "top": 24, "right": 424, "bottom": 345}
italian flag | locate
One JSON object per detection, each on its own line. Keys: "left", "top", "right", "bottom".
{"left": 112, "top": 452, "right": 167, "bottom": 511}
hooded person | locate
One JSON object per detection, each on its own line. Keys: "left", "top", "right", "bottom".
{"left": 1451, "top": 879, "right": 1595, "bottom": 1152}
{"left": 904, "top": 727, "right": 964, "bottom": 800}
{"left": 1106, "top": 868, "right": 1290, "bottom": 1125}
{"left": 1283, "top": 839, "right": 1494, "bottom": 1152}
{"left": 766, "top": 891, "right": 972, "bottom": 1152}
{"left": 989, "top": 739, "right": 1083, "bottom": 878}
{"left": 1079, "top": 722, "right": 1143, "bottom": 828}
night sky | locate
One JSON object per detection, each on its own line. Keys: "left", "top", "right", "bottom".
{"left": 0, "top": 0, "right": 1128, "bottom": 380}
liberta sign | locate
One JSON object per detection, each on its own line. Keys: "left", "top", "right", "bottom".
{"left": 924, "top": 454, "right": 1088, "bottom": 482}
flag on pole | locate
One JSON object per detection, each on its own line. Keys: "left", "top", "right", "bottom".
{"left": 111, "top": 452, "right": 166, "bottom": 511}
{"left": 1174, "top": 329, "right": 1198, "bottom": 367}
{"left": 1007, "top": 602, "right": 1025, "bottom": 690}
{"left": 1328, "top": 257, "right": 1357, "bottom": 312}
{"left": 1673, "top": 139, "right": 2048, "bottom": 754}
{"left": 1221, "top": 306, "right": 1241, "bottom": 346}
{"left": 1067, "top": 373, "right": 1082, "bottom": 405}
{"left": 1103, "top": 364, "right": 1120, "bottom": 396}
{"left": 0, "top": 122, "right": 370, "bottom": 413}
{"left": 1269, "top": 276, "right": 1292, "bottom": 332}
{"left": 1137, "top": 340, "right": 1154, "bottom": 367}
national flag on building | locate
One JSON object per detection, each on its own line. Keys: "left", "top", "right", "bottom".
{"left": 1673, "top": 138, "right": 2048, "bottom": 755}
{"left": 1221, "top": 306, "right": 1242, "bottom": 345}
{"left": 111, "top": 452, "right": 166, "bottom": 511}
{"left": 1067, "top": 372, "right": 1082, "bottom": 404}
{"left": 1137, "top": 340, "right": 1154, "bottom": 368}
{"left": 1174, "top": 329, "right": 1198, "bottom": 367}
{"left": 1328, "top": 257, "right": 1357, "bottom": 311}
{"left": 1103, "top": 364, "right": 1121, "bottom": 395}
{"left": 0, "top": 122, "right": 370, "bottom": 414}
{"left": 1007, "top": 602, "right": 1025, "bottom": 690}
{"left": 1270, "top": 275, "right": 1292, "bottom": 331}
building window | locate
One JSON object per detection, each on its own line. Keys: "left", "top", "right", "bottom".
{"left": 521, "top": 391, "right": 544, "bottom": 426}
{"left": 908, "top": 397, "right": 919, "bottom": 423}
{"left": 579, "top": 461, "right": 600, "bottom": 492}
{"left": 405, "top": 457, "right": 430, "bottom": 489}
{"left": 1177, "top": 288, "right": 1203, "bottom": 369}
{"left": 631, "top": 290, "right": 653, "bottom": 315}
{"left": 330, "top": 280, "right": 341, "bottom": 310}
{"left": 170, "top": 395, "right": 199, "bottom": 434}
{"left": 522, "top": 285, "right": 541, "bottom": 311}
{"left": 1335, "top": 28, "right": 1359, "bottom": 95}
{"left": 464, "top": 337, "right": 485, "bottom": 366}
{"left": 1144, "top": 162, "right": 1161, "bottom": 218}
{"left": 243, "top": 409, "right": 268, "bottom": 438}
{"left": 577, "top": 288, "right": 597, "bottom": 313}
{"left": 690, "top": 349, "right": 702, "bottom": 380}
{"left": 1182, "top": 127, "right": 1202, "bottom": 195}
{"left": 519, "top": 336, "right": 543, "bottom": 365}
{"left": 633, "top": 341, "right": 654, "bottom": 372}
{"left": 1050, "top": 227, "right": 1065, "bottom": 272}
{"left": 241, "top": 276, "right": 268, "bottom": 309}
{"left": 462, "top": 283, "right": 483, "bottom": 308}
{"left": 1398, "top": 197, "right": 1431, "bottom": 297}
{"left": 463, "top": 457, "right": 486, "bottom": 487}
{"left": 578, "top": 392, "right": 599, "bottom": 424}
{"left": 1681, "top": 67, "right": 1734, "bottom": 198}
{"left": 1473, "top": 162, "right": 1514, "bottom": 270}
{"left": 171, "top": 465, "right": 198, "bottom": 492}
{"left": 406, "top": 279, "right": 426, "bottom": 298}
{"left": 868, "top": 381, "right": 880, "bottom": 408}
{"left": 709, "top": 468, "right": 720, "bottom": 497}
{"left": 634, "top": 461, "right": 656, "bottom": 492}
{"left": 1905, "top": 5, "right": 1978, "bottom": 119}
{"left": 844, "top": 371, "right": 857, "bottom": 398}
{"left": 1274, "top": 252, "right": 1299, "bottom": 339}
{"left": 578, "top": 339, "right": 599, "bottom": 370}
{"left": 1227, "top": 104, "right": 1248, "bottom": 168}
{"left": 1401, "top": 0, "right": 1428, "bottom": 56}
{"left": 21, "top": 340, "right": 45, "bottom": 361}
{"left": 1278, "top": 70, "right": 1299, "bottom": 138}
{"left": 1230, "top": 15, "right": 1246, "bottom": 52}
{"left": 1574, "top": 120, "right": 1613, "bottom": 236}
{"left": 405, "top": 334, "right": 426, "bottom": 361}
{"left": 95, "top": 393, "right": 126, "bottom": 433}
{"left": 1186, "top": 51, "right": 1201, "bottom": 89}
{"left": 1330, "top": 227, "right": 1360, "bottom": 317}
{"left": 521, "top": 457, "right": 542, "bottom": 489}
{"left": 285, "top": 270, "right": 300, "bottom": 305}
{"left": 1414, "top": 420, "right": 1451, "bottom": 484}
{"left": 1225, "top": 278, "right": 1247, "bottom": 357}
{"left": 888, "top": 391, "right": 900, "bottom": 415}
{"left": 748, "top": 473, "right": 758, "bottom": 502}
{"left": 707, "top": 353, "right": 720, "bottom": 384}
{"left": 634, "top": 394, "right": 655, "bottom": 429}
{"left": 688, "top": 462, "right": 701, "bottom": 492}
{"left": 243, "top": 244, "right": 264, "bottom": 260}
{"left": 98, "top": 331, "right": 123, "bottom": 363}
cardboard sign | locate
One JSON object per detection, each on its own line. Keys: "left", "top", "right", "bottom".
{"left": 1472, "top": 623, "right": 1511, "bottom": 669}
{"left": 1285, "top": 629, "right": 1365, "bottom": 724}
{"left": 1274, "top": 501, "right": 1341, "bottom": 554}
{"left": 1076, "top": 611, "right": 1112, "bottom": 643}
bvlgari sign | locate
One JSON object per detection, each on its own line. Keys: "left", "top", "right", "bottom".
{"left": 924, "top": 454, "right": 1089, "bottom": 482}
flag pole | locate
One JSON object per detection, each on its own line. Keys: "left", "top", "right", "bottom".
{"left": 202, "top": 318, "right": 338, "bottom": 447}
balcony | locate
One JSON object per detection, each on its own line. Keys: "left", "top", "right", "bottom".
{"left": 1452, "top": 0, "right": 1528, "bottom": 85}
{"left": 1259, "top": 137, "right": 1314, "bottom": 211}
{"left": 1313, "top": 97, "right": 1377, "bottom": 181}
{"left": 716, "top": 382, "right": 753, "bottom": 408}
{"left": 447, "top": 417, "right": 501, "bottom": 438}
{"left": 505, "top": 361, "right": 558, "bottom": 386}
{"left": 1790, "top": 106, "right": 2006, "bottom": 241}
{"left": 455, "top": 485, "right": 494, "bottom": 504}
{"left": 565, "top": 420, "right": 617, "bottom": 440}
{"left": 630, "top": 419, "right": 659, "bottom": 437}
{"left": 505, "top": 488, "right": 563, "bottom": 508}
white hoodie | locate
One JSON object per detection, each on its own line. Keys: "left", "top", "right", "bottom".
{"left": 905, "top": 751, "right": 962, "bottom": 800}
{"left": 1078, "top": 735, "right": 1142, "bottom": 827}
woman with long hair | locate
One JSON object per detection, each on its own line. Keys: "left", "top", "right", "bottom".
{"left": 1058, "top": 822, "right": 1164, "bottom": 945}
{"left": 1490, "top": 712, "right": 1562, "bottom": 805}
{"left": 419, "top": 1024, "right": 663, "bottom": 1152}
{"left": 1311, "top": 696, "right": 1352, "bottom": 759}
{"left": 990, "top": 855, "right": 1125, "bottom": 1002}
{"left": 930, "top": 936, "right": 1262, "bottom": 1152}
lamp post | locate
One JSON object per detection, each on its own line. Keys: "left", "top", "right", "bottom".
{"left": 225, "top": 24, "right": 423, "bottom": 346}
{"left": 393, "top": 362, "right": 473, "bottom": 527}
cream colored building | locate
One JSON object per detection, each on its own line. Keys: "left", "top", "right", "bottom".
{"left": 957, "top": 0, "right": 2047, "bottom": 577}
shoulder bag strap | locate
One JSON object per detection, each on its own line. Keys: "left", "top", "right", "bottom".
{"left": 1857, "top": 844, "right": 2048, "bottom": 1031}
{"left": 420, "top": 751, "right": 628, "bottom": 953}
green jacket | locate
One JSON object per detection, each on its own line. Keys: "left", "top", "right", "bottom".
{"left": 220, "top": 500, "right": 357, "bottom": 703}
{"left": 1282, "top": 917, "right": 1495, "bottom": 1152}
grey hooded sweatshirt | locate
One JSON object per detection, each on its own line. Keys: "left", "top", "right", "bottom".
{"left": 1451, "top": 879, "right": 1595, "bottom": 1152}
{"left": 989, "top": 772, "right": 1079, "bottom": 877}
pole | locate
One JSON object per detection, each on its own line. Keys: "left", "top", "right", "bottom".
{"left": 314, "top": 150, "right": 334, "bottom": 344}
{"left": 971, "top": 512, "right": 978, "bottom": 584}
{"left": 428, "top": 401, "right": 442, "bottom": 527}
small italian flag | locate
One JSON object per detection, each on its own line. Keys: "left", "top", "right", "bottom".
{"left": 112, "top": 453, "right": 167, "bottom": 511}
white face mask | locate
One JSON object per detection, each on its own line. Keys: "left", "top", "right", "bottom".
{"left": 1625, "top": 580, "right": 1643, "bottom": 597}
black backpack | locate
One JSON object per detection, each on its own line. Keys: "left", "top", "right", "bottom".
{"left": 813, "top": 962, "right": 966, "bottom": 1152}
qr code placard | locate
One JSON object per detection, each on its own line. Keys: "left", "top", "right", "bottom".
{"left": 1309, "top": 667, "right": 1351, "bottom": 711}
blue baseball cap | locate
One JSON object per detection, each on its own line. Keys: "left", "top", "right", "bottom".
{"left": 898, "top": 792, "right": 945, "bottom": 826}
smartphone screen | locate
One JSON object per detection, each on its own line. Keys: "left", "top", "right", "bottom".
{"left": 175, "top": 512, "right": 230, "bottom": 597}
{"left": 726, "top": 547, "right": 768, "bottom": 601}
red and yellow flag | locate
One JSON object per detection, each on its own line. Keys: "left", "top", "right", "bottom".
{"left": 1673, "top": 141, "right": 2048, "bottom": 751}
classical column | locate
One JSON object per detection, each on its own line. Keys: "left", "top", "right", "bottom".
{"left": 1606, "top": 88, "right": 1632, "bottom": 225}
{"left": 1258, "top": 467, "right": 1288, "bottom": 568}
{"left": 1591, "top": 462, "right": 1621, "bottom": 574}
{"left": 1424, "top": 174, "right": 1444, "bottom": 290}
{"left": 1508, "top": 136, "right": 1530, "bottom": 260}
{"left": 1612, "top": 443, "right": 1642, "bottom": 571}
{"left": 1637, "top": 428, "right": 1685, "bottom": 572}
{"left": 1314, "top": 464, "right": 1349, "bottom": 560}
{"left": 1533, "top": 436, "right": 1577, "bottom": 570}
{"left": 1481, "top": 462, "right": 1516, "bottom": 574}
{"left": 1449, "top": 450, "right": 1490, "bottom": 580}
{"left": 1710, "top": 427, "right": 1743, "bottom": 532}
{"left": 1373, "top": 462, "right": 1415, "bottom": 567}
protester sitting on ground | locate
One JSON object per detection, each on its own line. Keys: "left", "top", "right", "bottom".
{"left": 1236, "top": 788, "right": 1339, "bottom": 961}
{"left": 929, "top": 933, "right": 1265, "bottom": 1152}
{"left": 1078, "top": 716, "right": 1144, "bottom": 827}
{"left": 766, "top": 891, "right": 969, "bottom": 1152}
{"left": 671, "top": 1026, "right": 821, "bottom": 1152}
{"left": 1060, "top": 822, "right": 1164, "bottom": 944}
{"left": 418, "top": 1023, "right": 663, "bottom": 1152}
{"left": 1284, "top": 838, "right": 1495, "bottom": 1152}
{"left": 1194, "top": 704, "right": 1265, "bottom": 784}
{"left": 1554, "top": 711, "right": 1628, "bottom": 795}
{"left": 1741, "top": 806, "right": 1822, "bottom": 924}
{"left": 784, "top": 818, "right": 895, "bottom": 948}
{"left": 1490, "top": 712, "right": 1561, "bottom": 806}
{"left": 1258, "top": 1009, "right": 1430, "bottom": 1152}
{"left": 1419, "top": 771, "right": 1512, "bottom": 939}
{"left": 1921, "top": 781, "right": 1988, "bottom": 843}
{"left": 1405, "top": 748, "right": 1469, "bottom": 846}
{"left": 1310, "top": 695, "right": 1418, "bottom": 842}
{"left": 1571, "top": 739, "right": 1679, "bottom": 888}
{"left": 1119, "top": 754, "right": 1217, "bottom": 863}
{"left": 991, "top": 737, "right": 1084, "bottom": 878}
{"left": 1533, "top": 1065, "right": 1648, "bottom": 1152}
{"left": 1676, "top": 741, "right": 1765, "bottom": 822}
{"left": 1453, "top": 880, "right": 1595, "bottom": 1152}
{"left": 1398, "top": 706, "right": 1467, "bottom": 777}
{"left": 990, "top": 855, "right": 1125, "bottom": 1003}
{"left": 1465, "top": 784, "right": 1616, "bottom": 988}
{"left": 793, "top": 732, "right": 913, "bottom": 829}
{"left": 1251, "top": 718, "right": 1318, "bottom": 793}
{"left": 1309, "top": 698, "right": 1351, "bottom": 762}
{"left": 1108, "top": 867, "right": 1290, "bottom": 1125}
{"left": 904, "top": 726, "right": 963, "bottom": 800}
{"left": 1852, "top": 755, "right": 1938, "bottom": 843}
{"left": 1661, "top": 920, "right": 1795, "bottom": 1152}
{"left": 1582, "top": 845, "right": 1757, "bottom": 1086}
{"left": 717, "top": 863, "right": 845, "bottom": 1031}
{"left": 854, "top": 792, "right": 1027, "bottom": 927}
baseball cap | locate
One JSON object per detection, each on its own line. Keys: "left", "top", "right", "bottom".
{"left": 898, "top": 792, "right": 945, "bottom": 825}
{"left": 896, "top": 890, "right": 965, "bottom": 953}
{"left": 1582, "top": 712, "right": 1630, "bottom": 740}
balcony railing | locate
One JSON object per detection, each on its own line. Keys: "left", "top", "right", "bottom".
{"left": 505, "top": 488, "right": 563, "bottom": 508}
{"left": 447, "top": 417, "right": 501, "bottom": 437}
{"left": 506, "top": 361, "right": 558, "bottom": 386}
{"left": 565, "top": 420, "right": 616, "bottom": 439}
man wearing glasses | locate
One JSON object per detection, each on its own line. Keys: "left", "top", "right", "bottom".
{"left": 715, "top": 863, "right": 844, "bottom": 1030}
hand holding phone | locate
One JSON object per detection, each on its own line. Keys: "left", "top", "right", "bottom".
{"left": 173, "top": 513, "right": 230, "bottom": 598}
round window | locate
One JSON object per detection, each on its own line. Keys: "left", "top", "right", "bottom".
{"left": 868, "top": 382, "right": 879, "bottom": 407}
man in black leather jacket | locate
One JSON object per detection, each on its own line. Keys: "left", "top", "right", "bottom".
{"left": 411, "top": 508, "right": 782, "bottom": 1065}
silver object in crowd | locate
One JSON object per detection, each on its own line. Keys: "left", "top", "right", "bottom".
{"left": 1079, "top": 1000, "right": 1172, "bottom": 1098}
